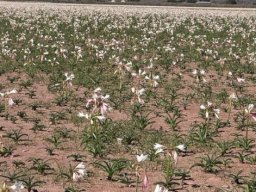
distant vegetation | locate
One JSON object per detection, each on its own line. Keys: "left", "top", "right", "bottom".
{"left": 3, "top": 0, "right": 256, "bottom": 6}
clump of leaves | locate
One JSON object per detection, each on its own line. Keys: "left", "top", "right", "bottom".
{"left": 94, "top": 159, "right": 129, "bottom": 180}
{"left": 191, "top": 154, "right": 223, "bottom": 173}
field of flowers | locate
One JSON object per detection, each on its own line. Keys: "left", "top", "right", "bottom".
{"left": 0, "top": 2, "right": 256, "bottom": 192}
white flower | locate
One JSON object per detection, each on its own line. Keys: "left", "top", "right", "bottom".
{"left": 228, "top": 71, "right": 233, "bottom": 76}
{"left": 200, "top": 70, "right": 205, "bottom": 75}
{"left": 8, "top": 98, "right": 15, "bottom": 106}
{"left": 78, "top": 111, "right": 87, "bottom": 118}
{"left": 155, "top": 148, "right": 164, "bottom": 155}
{"left": 7, "top": 89, "right": 17, "bottom": 95}
{"left": 192, "top": 69, "right": 198, "bottom": 75}
{"left": 64, "top": 72, "right": 75, "bottom": 81}
{"left": 205, "top": 111, "right": 209, "bottom": 119}
{"left": 176, "top": 144, "right": 186, "bottom": 152}
{"left": 117, "top": 138, "right": 123, "bottom": 145}
{"left": 237, "top": 77, "right": 245, "bottom": 83}
{"left": 95, "top": 115, "right": 106, "bottom": 123}
{"left": 9, "top": 181, "right": 24, "bottom": 192}
{"left": 172, "top": 150, "right": 178, "bottom": 166}
{"left": 229, "top": 93, "right": 238, "bottom": 101}
{"left": 200, "top": 105, "right": 206, "bottom": 110}
{"left": 5, "top": 89, "right": 17, "bottom": 95}
{"left": 213, "top": 108, "right": 220, "bottom": 118}
{"left": 131, "top": 87, "right": 145, "bottom": 104}
{"left": 137, "top": 88, "right": 145, "bottom": 96}
{"left": 154, "top": 143, "right": 164, "bottom": 150}
{"left": 245, "top": 104, "right": 254, "bottom": 114}
{"left": 154, "top": 184, "right": 168, "bottom": 192}
{"left": 94, "top": 87, "right": 102, "bottom": 94}
{"left": 252, "top": 112, "right": 256, "bottom": 122}
{"left": 148, "top": 62, "right": 154, "bottom": 69}
{"left": 154, "top": 143, "right": 165, "bottom": 154}
{"left": 207, "top": 101, "right": 213, "bottom": 107}
{"left": 136, "top": 154, "right": 148, "bottom": 163}
{"left": 73, "top": 162, "right": 87, "bottom": 182}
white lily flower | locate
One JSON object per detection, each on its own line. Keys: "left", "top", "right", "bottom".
{"left": 94, "top": 87, "right": 102, "bottom": 94}
{"left": 192, "top": 69, "right": 198, "bottom": 75}
{"left": 154, "top": 143, "right": 164, "bottom": 150}
{"left": 176, "top": 144, "right": 187, "bottom": 152}
{"left": 95, "top": 115, "right": 106, "bottom": 123}
{"left": 245, "top": 104, "right": 254, "bottom": 114}
{"left": 136, "top": 154, "right": 148, "bottom": 163}
{"left": 145, "top": 76, "right": 150, "bottom": 80}
{"left": 154, "top": 184, "right": 168, "bottom": 192}
{"left": 64, "top": 72, "right": 75, "bottom": 81}
{"left": 6, "top": 89, "right": 17, "bottom": 95}
{"left": 207, "top": 101, "right": 213, "bottom": 107}
{"left": 200, "top": 105, "right": 206, "bottom": 110}
{"left": 229, "top": 93, "right": 238, "bottom": 101}
{"left": 117, "top": 138, "right": 123, "bottom": 145}
{"left": 154, "top": 75, "right": 160, "bottom": 80}
{"left": 154, "top": 184, "right": 162, "bottom": 192}
{"left": 213, "top": 108, "right": 220, "bottom": 119}
{"left": 200, "top": 70, "right": 205, "bottom": 75}
{"left": 237, "top": 77, "right": 245, "bottom": 83}
{"left": 155, "top": 148, "right": 164, "bottom": 155}
{"left": 148, "top": 62, "right": 154, "bottom": 69}
{"left": 73, "top": 162, "right": 87, "bottom": 182}
{"left": 131, "top": 87, "right": 145, "bottom": 104}
{"left": 78, "top": 111, "right": 87, "bottom": 118}
{"left": 205, "top": 111, "right": 209, "bottom": 119}
{"left": 8, "top": 98, "right": 15, "bottom": 106}
{"left": 9, "top": 181, "right": 24, "bottom": 192}
{"left": 131, "top": 72, "right": 137, "bottom": 77}
{"left": 139, "top": 69, "right": 146, "bottom": 76}
{"left": 252, "top": 112, "right": 256, "bottom": 122}
{"left": 137, "top": 88, "right": 145, "bottom": 96}
{"left": 172, "top": 150, "right": 178, "bottom": 166}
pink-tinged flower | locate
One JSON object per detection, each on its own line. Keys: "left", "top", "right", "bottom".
{"left": 86, "top": 88, "right": 111, "bottom": 116}
{"left": 142, "top": 175, "right": 149, "bottom": 191}
{"left": 100, "top": 102, "right": 111, "bottom": 116}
